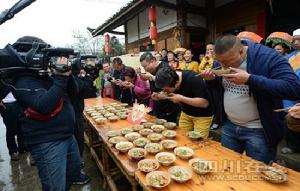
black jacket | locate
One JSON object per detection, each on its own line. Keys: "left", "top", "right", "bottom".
{"left": 71, "top": 75, "right": 96, "bottom": 115}
{"left": 12, "top": 74, "right": 76, "bottom": 145}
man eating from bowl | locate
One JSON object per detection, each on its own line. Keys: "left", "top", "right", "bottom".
{"left": 200, "top": 34, "right": 300, "bottom": 164}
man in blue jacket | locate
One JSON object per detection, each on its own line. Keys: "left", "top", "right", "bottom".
{"left": 201, "top": 34, "right": 300, "bottom": 164}
{"left": 10, "top": 36, "right": 89, "bottom": 190}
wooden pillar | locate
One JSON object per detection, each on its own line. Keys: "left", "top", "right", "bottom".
{"left": 137, "top": 13, "right": 141, "bottom": 52}
{"left": 206, "top": 0, "right": 216, "bottom": 43}
{"left": 177, "top": 0, "right": 187, "bottom": 48}
{"left": 124, "top": 22, "right": 128, "bottom": 54}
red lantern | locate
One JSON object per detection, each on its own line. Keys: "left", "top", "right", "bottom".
{"left": 105, "top": 44, "right": 111, "bottom": 55}
{"left": 150, "top": 26, "right": 158, "bottom": 40}
{"left": 148, "top": 5, "right": 156, "bottom": 22}
{"left": 105, "top": 34, "right": 110, "bottom": 42}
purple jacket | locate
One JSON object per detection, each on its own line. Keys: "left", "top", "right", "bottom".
{"left": 133, "top": 74, "right": 151, "bottom": 100}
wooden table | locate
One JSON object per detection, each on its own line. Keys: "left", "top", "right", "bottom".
{"left": 84, "top": 97, "right": 140, "bottom": 191}
{"left": 134, "top": 127, "right": 300, "bottom": 191}
{"left": 84, "top": 98, "right": 300, "bottom": 191}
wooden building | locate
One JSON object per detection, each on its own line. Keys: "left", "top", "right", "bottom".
{"left": 90, "top": 0, "right": 299, "bottom": 57}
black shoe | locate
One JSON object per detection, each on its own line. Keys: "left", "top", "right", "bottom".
{"left": 281, "top": 147, "right": 295, "bottom": 154}
{"left": 29, "top": 155, "right": 36, "bottom": 166}
{"left": 81, "top": 161, "right": 85, "bottom": 168}
{"left": 72, "top": 170, "right": 91, "bottom": 185}
{"left": 210, "top": 124, "right": 219, "bottom": 130}
{"left": 10, "top": 152, "right": 20, "bottom": 161}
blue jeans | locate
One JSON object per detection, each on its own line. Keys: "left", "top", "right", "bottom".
{"left": 28, "top": 136, "right": 81, "bottom": 191}
{"left": 221, "top": 120, "right": 276, "bottom": 164}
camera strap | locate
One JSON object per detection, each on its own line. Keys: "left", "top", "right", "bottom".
{"left": 24, "top": 98, "right": 64, "bottom": 121}
{"left": 25, "top": 42, "right": 40, "bottom": 64}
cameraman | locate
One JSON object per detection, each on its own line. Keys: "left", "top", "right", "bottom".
{"left": 70, "top": 56, "right": 97, "bottom": 165}
{"left": 10, "top": 36, "right": 89, "bottom": 191}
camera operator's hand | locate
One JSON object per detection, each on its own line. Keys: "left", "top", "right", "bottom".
{"left": 78, "top": 69, "right": 86, "bottom": 77}
{"left": 0, "top": 101, "right": 5, "bottom": 109}
{"left": 54, "top": 57, "right": 71, "bottom": 76}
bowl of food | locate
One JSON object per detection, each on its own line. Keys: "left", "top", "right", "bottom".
{"left": 120, "top": 114, "right": 128, "bottom": 120}
{"left": 125, "top": 132, "right": 141, "bottom": 142}
{"left": 257, "top": 166, "right": 288, "bottom": 184}
{"left": 115, "top": 141, "right": 134, "bottom": 153}
{"left": 111, "top": 109, "right": 119, "bottom": 114}
{"left": 139, "top": 129, "right": 153, "bottom": 137}
{"left": 85, "top": 108, "right": 94, "bottom": 112}
{"left": 160, "top": 140, "right": 177, "bottom": 150}
{"left": 121, "top": 128, "right": 133, "bottom": 135}
{"left": 162, "top": 130, "right": 177, "bottom": 139}
{"left": 174, "top": 147, "right": 194, "bottom": 160}
{"left": 106, "top": 130, "right": 121, "bottom": 138}
{"left": 156, "top": 119, "right": 167, "bottom": 125}
{"left": 92, "top": 114, "right": 103, "bottom": 120}
{"left": 147, "top": 133, "right": 163, "bottom": 142}
{"left": 128, "top": 147, "right": 147, "bottom": 161}
{"left": 211, "top": 68, "right": 231, "bottom": 76}
{"left": 108, "top": 136, "right": 127, "bottom": 145}
{"left": 120, "top": 103, "right": 129, "bottom": 107}
{"left": 91, "top": 112, "right": 101, "bottom": 117}
{"left": 187, "top": 131, "right": 203, "bottom": 140}
{"left": 143, "top": 122, "right": 155, "bottom": 129}
{"left": 95, "top": 117, "right": 107, "bottom": 125}
{"left": 120, "top": 108, "right": 127, "bottom": 113}
{"left": 86, "top": 110, "right": 95, "bottom": 116}
{"left": 189, "top": 158, "right": 213, "bottom": 175}
{"left": 168, "top": 166, "right": 193, "bottom": 183}
{"left": 133, "top": 137, "right": 150, "bottom": 147}
{"left": 155, "top": 152, "right": 176, "bottom": 166}
{"left": 151, "top": 125, "right": 165, "bottom": 133}
{"left": 95, "top": 106, "right": 104, "bottom": 111}
{"left": 107, "top": 107, "right": 116, "bottom": 113}
{"left": 114, "top": 105, "right": 122, "bottom": 110}
{"left": 146, "top": 171, "right": 171, "bottom": 189}
{"left": 144, "top": 143, "right": 162, "bottom": 155}
{"left": 156, "top": 92, "right": 170, "bottom": 100}
{"left": 104, "top": 113, "right": 115, "bottom": 118}
{"left": 132, "top": 125, "right": 144, "bottom": 132}
{"left": 103, "top": 105, "right": 110, "bottom": 109}
{"left": 138, "top": 159, "right": 160, "bottom": 173}
{"left": 163, "top": 122, "right": 177, "bottom": 130}
{"left": 100, "top": 110, "right": 109, "bottom": 115}
{"left": 108, "top": 116, "right": 119, "bottom": 122}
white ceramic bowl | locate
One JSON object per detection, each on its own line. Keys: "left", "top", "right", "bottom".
{"left": 155, "top": 152, "right": 176, "bottom": 166}
{"left": 174, "top": 147, "right": 194, "bottom": 160}
{"left": 168, "top": 166, "right": 193, "bottom": 183}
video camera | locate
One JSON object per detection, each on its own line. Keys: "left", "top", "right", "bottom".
{"left": 80, "top": 55, "right": 100, "bottom": 79}
{"left": 0, "top": 41, "right": 75, "bottom": 79}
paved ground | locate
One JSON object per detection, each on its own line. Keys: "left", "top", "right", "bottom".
{"left": 0, "top": 117, "right": 104, "bottom": 191}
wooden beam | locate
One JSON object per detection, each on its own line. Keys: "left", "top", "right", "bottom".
{"left": 124, "top": 22, "right": 128, "bottom": 54}
{"left": 137, "top": 12, "right": 141, "bottom": 49}
{"left": 108, "top": 30, "right": 125, "bottom": 35}
{"left": 154, "top": 0, "right": 177, "bottom": 10}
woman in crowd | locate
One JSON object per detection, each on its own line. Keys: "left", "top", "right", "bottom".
{"left": 167, "top": 51, "right": 179, "bottom": 70}
{"left": 178, "top": 49, "right": 199, "bottom": 72}
{"left": 273, "top": 43, "right": 289, "bottom": 57}
{"left": 121, "top": 67, "right": 151, "bottom": 106}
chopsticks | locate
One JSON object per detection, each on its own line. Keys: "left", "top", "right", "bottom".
{"left": 273, "top": 107, "right": 292, "bottom": 112}
{"left": 194, "top": 66, "right": 222, "bottom": 77}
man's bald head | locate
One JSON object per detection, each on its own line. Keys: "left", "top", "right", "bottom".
{"left": 215, "top": 35, "right": 243, "bottom": 55}
{"left": 214, "top": 34, "right": 247, "bottom": 68}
